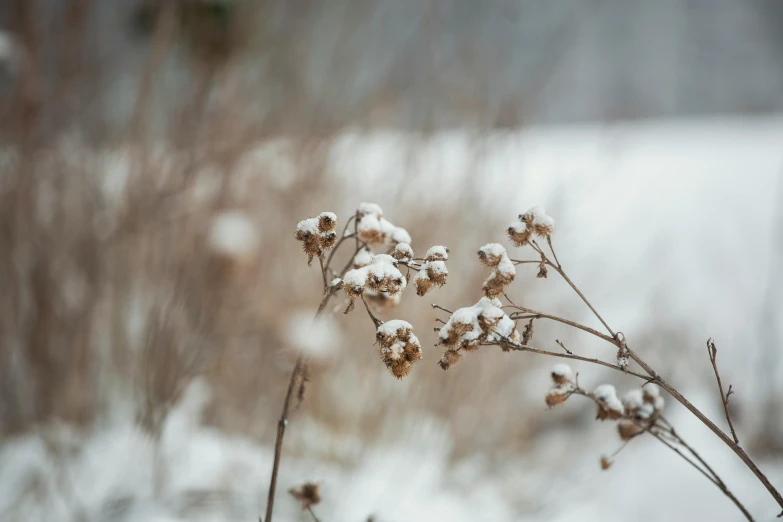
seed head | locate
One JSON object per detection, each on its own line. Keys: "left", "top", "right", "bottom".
{"left": 438, "top": 349, "right": 462, "bottom": 370}
{"left": 289, "top": 482, "right": 321, "bottom": 510}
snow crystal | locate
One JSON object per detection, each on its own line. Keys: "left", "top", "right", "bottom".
{"left": 377, "top": 319, "right": 413, "bottom": 337}
{"left": 494, "top": 316, "right": 516, "bottom": 338}
{"left": 426, "top": 246, "right": 449, "bottom": 260}
{"left": 209, "top": 211, "right": 260, "bottom": 259}
{"left": 551, "top": 363, "right": 573, "bottom": 380}
{"left": 330, "top": 278, "right": 342, "bottom": 287}
{"left": 358, "top": 202, "right": 383, "bottom": 216}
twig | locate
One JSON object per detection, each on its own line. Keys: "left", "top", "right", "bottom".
{"left": 648, "top": 428, "right": 753, "bottom": 522}
{"left": 707, "top": 338, "right": 740, "bottom": 444}
{"left": 265, "top": 356, "right": 304, "bottom": 522}
{"left": 507, "top": 308, "right": 616, "bottom": 344}
{"left": 362, "top": 297, "right": 383, "bottom": 328}
{"left": 431, "top": 303, "right": 453, "bottom": 315}
{"left": 567, "top": 389, "right": 753, "bottom": 521}
{"left": 525, "top": 240, "right": 783, "bottom": 513}
{"left": 265, "top": 237, "right": 350, "bottom": 521}
{"left": 318, "top": 256, "right": 327, "bottom": 290}
{"left": 555, "top": 339, "right": 573, "bottom": 355}
{"left": 492, "top": 338, "right": 652, "bottom": 381}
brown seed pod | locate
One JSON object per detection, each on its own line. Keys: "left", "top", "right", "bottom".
{"left": 438, "top": 349, "right": 462, "bottom": 370}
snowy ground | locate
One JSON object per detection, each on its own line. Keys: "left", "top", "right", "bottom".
{"left": 2, "top": 116, "right": 783, "bottom": 522}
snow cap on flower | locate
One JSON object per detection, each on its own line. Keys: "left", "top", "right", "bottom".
{"left": 478, "top": 244, "right": 516, "bottom": 298}
{"left": 295, "top": 211, "right": 338, "bottom": 265}
{"left": 376, "top": 320, "right": 422, "bottom": 379}
{"left": 594, "top": 384, "right": 625, "bottom": 420}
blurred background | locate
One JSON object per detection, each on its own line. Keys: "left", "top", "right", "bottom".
{"left": 1, "top": 1, "right": 783, "bottom": 521}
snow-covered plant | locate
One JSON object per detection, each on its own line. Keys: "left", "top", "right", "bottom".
{"left": 266, "top": 203, "right": 451, "bottom": 522}
{"left": 432, "top": 206, "right": 780, "bottom": 522}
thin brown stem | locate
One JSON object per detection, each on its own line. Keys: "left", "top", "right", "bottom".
{"left": 318, "top": 256, "right": 327, "bottom": 290}
{"left": 265, "top": 289, "right": 334, "bottom": 522}
{"left": 431, "top": 303, "right": 453, "bottom": 315}
{"left": 547, "top": 261, "right": 615, "bottom": 338}
{"left": 546, "top": 236, "right": 561, "bottom": 268}
{"left": 362, "top": 297, "right": 383, "bottom": 328}
{"left": 507, "top": 307, "right": 616, "bottom": 344}
{"left": 534, "top": 246, "right": 783, "bottom": 513}
{"left": 567, "top": 391, "right": 753, "bottom": 521}
{"left": 324, "top": 214, "right": 356, "bottom": 272}
{"left": 707, "top": 338, "right": 740, "bottom": 444}
{"left": 648, "top": 428, "right": 754, "bottom": 521}
{"left": 492, "top": 338, "right": 652, "bottom": 381}
{"left": 265, "top": 356, "right": 303, "bottom": 522}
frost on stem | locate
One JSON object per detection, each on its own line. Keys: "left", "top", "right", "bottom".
{"left": 376, "top": 320, "right": 422, "bottom": 379}
{"left": 593, "top": 384, "right": 625, "bottom": 420}
{"left": 295, "top": 211, "right": 338, "bottom": 265}
{"left": 412, "top": 246, "right": 449, "bottom": 296}
{"left": 477, "top": 243, "right": 516, "bottom": 298}
{"left": 356, "top": 202, "right": 411, "bottom": 247}
{"left": 437, "top": 297, "right": 520, "bottom": 370}
{"left": 546, "top": 363, "right": 575, "bottom": 407}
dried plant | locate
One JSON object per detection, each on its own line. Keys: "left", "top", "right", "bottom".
{"left": 434, "top": 206, "right": 782, "bottom": 521}
{"left": 264, "top": 202, "right": 449, "bottom": 522}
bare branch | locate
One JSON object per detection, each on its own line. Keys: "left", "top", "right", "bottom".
{"left": 707, "top": 338, "right": 740, "bottom": 445}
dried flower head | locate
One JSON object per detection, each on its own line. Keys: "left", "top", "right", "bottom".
{"left": 618, "top": 420, "right": 643, "bottom": 441}
{"left": 356, "top": 202, "right": 411, "bottom": 247}
{"left": 520, "top": 206, "right": 555, "bottom": 237}
{"left": 600, "top": 456, "right": 613, "bottom": 470}
{"left": 376, "top": 320, "right": 422, "bottom": 378}
{"left": 545, "top": 386, "right": 571, "bottom": 407}
{"left": 343, "top": 254, "right": 406, "bottom": 313}
{"left": 295, "top": 212, "right": 339, "bottom": 265}
{"left": 392, "top": 243, "right": 414, "bottom": 263}
{"left": 507, "top": 220, "right": 532, "bottom": 247}
{"left": 477, "top": 243, "right": 506, "bottom": 267}
{"left": 522, "top": 319, "right": 535, "bottom": 345}
{"left": 289, "top": 482, "right": 321, "bottom": 510}
{"left": 593, "top": 384, "right": 625, "bottom": 420}
{"left": 438, "top": 349, "right": 462, "bottom": 370}
{"left": 550, "top": 363, "right": 573, "bottom": 385}
{"left": 477, "top": 244, "right": 516, "bottom": 298}
{"left": 425, "top": 245, "right": 449, "bottom": 261}
{"left": 437, "top": 297, "right": 519, "bottom": 367}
